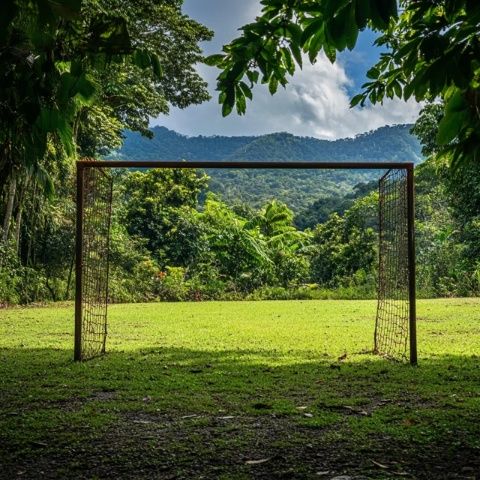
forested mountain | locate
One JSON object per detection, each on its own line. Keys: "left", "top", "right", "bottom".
{"left": 116, "top": 124, "right": 422, "bottom": 162}
{"left": 114, "top": 124, "right": 422, "bottom": 211}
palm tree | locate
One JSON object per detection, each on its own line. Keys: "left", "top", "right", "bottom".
{"left": 246, "top": 200, "right": 308, "bottom": 251}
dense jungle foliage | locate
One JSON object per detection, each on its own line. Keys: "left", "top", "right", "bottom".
{"left": 2, "top": 103, "right": 480, "bottom": 305}
{"left": 1, "top": 0, "right": 480, "bottom": 305}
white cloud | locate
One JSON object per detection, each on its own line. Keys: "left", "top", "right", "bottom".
{"left": 155, "top": 54, "right": 421, "bottom": 139}
{"left": 152, "top": 0, "right": 421, "bottom": 139}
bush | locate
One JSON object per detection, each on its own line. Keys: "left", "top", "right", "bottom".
{"left": 158, "top": 266, "right": 189, "bottom": 301}
{"left": 0, "top": 243, "right": 22, "bottom": 305}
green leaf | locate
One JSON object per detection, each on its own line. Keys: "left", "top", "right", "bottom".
{"left": 133, "top": 49, "right": 151, "bottom": 70}
{"left": 301, "top": 18, "right": 324, "bottom": 47}
{"left": 403, "top": 81, "right": 415, "bottom": 101}
{"left": 226, "top": 62, "right": 246, "bottom": 83}
{"left": 269, "top": 76, "right": 278, "bottom": 95}
{"left": 289, "top": 42, "right": 303, "bottom": 67}
{"left": 324, "top": 0, "right": 351, "bottom": 18}
{"left": 281, "top": 48, "right": 295, "bottom": 75}
{"left": 355, "top": 0, "right": 371, "bottom": 29}
{"left": 392, "top": 80, "right": 402, "bottom": 98}
{"left": 345, "top": 3, "right": 359, "bottom": 50}
{"left": 308, "top": 28, "right": 325, "bottom": 63}
{"left": 222, "top": 101, "right": 233, "bottom": 117}
{"left": 203, "top": 54, "right": 225, "bottom": 66}
{"left": 437, "top": 90, "right": 470, "bottom": 145}
{"left": 286, "top": 23, "right": 303, "bottom": 44}
{"left": 326, "top": 5, "right": 350, "bottom": 51}
{"left": 36, "top": 108, "right": 74, "bottom": 154}
{"left": 366, "top": 67, "right": 380, "bottom": 79}
{"left": 239, "top": 81, "right": 253, "bottom": 100}
{"left": 89, "top": 16, "right": 131, "bottom": 54}
{"left": 324, "top": 44, "right": 336, "bottom": 63}
{"left": 374, "top": 0, "right": 397, "bottom": 26}
{"left": 37, "top": 108, "right": 62, "bottom": 132}
{"left": 150, "top": 54, "right": 163, "bottom": 79}
{"left": 246, "top": 70, "right": 260, "bottom": 85}
{"left": 350, "top": 93, "right": 365, "bottom": 107}
{"left": 235, "top": 87, "right": 247, "bottom": 114}
{"left": 223, "top": 85, "right": 236, "bottom": 115}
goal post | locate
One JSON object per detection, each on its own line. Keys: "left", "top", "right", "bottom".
{"left": 74, "top": 162, "right": 113, "bottom": 361}
{"left": 375, "top": 166, "right": 417, "bottom": 363}
{"left": 74, "top": 160, "right": 417, "bottom": 364}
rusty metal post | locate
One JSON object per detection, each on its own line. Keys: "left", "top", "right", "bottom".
{"left": 374, "top": 174, "right": 385, "bottom": 354}
{"left": 74, "top": 163, "right": 84, "bottom": 361}
{"left": 406, "top": 165, "right": 417, "bottom": 365}
{"left": 102, "top": 175, "right": 113, "bottom": 354}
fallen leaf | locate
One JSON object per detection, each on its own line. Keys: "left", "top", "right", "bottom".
{"left": 342, "top": 406, "right": 370, "bottom": 416}
{"left": 31, "top": 441, "right": 48, "bottom": 448}
{"left": 315, "top": 471, "right": 330, "bottom": 476}
{"left": 371, "top": 459, "right": 389, "bottom": 469}
{"left": 245, "top": 458, "right": 271, "bottom": 465}
{"left": 304, "top": 413, "right": 313, "bottom": 418}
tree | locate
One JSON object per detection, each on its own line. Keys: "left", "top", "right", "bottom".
{"left": 1, "top": 0, "right": 212, "bottom": 248}
{"left": 409, "top": 102, "right": 480, "bottom": 295}
{"left": 246, "top": 200, "right": 306, "bottom": 248}
{"left": 0, "top": 0, "right": 165, "bottom": 193}
{"left": 245, "top": 200, "right": 310, "bottom": 287}
{"left": 0, "top": 0, "right": 214, "bottom": 304}
{"left": 206, "top": 0, "right": 480, "bottom": 169}
{"left": 310, "top": 193, "right": 377, "bottom": 287}
{"left": 121, "top": 168, "right": 209, "bottom": 266}
{"left": 76, "top": 0, "right": 213, "bottom": 156}
{"left": 199, "top": 195, "right": 272, "bottom": 292}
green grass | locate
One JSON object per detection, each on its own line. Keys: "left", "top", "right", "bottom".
{"left": 1, "top": 299, "right": 479, "bottom": 479}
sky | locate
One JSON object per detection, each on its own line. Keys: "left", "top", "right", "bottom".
{"left": 153, "top": 0, "right": 421, "bottom": 140}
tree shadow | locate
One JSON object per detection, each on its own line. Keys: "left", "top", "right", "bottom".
{"left": 1, "top": 346, "right": 479, "bottom": 479}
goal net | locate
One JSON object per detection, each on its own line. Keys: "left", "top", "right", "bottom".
{"left": 375, "top": 169, "right": 411, "bottom": 361}
{"left": 74, "top": 165, "right": 113, "bottom": 361}
{"left": 74, "top": 162, "right": 416, "bottom": 363}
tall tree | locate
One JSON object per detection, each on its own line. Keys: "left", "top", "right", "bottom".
{"left": 76, "top": 0, "right": 213, "bottom": 155}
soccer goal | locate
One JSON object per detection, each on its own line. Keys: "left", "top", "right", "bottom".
{"left": 74, "top": 160, "right": 417, "bottom": 364}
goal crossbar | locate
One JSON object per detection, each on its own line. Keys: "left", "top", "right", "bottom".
{"left": 75, "top": 160, "right": 417, "bottom": 365}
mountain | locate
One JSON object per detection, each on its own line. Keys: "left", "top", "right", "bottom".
{"left": 112, "top": 124, "right": 423, "bottom": 211}
{"left": 117, "top": 124, "right": 422, "bottom": 163}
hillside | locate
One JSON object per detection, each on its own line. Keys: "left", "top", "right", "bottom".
{"left": 113, "top": 124, "right": 422, "bottom": 211}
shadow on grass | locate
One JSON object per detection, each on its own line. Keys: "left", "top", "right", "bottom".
{"left": 1, "top": 346, "right": 479, "bottom": 479}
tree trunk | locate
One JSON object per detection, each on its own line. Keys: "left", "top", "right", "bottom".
{"left": 14, "top": 176, "right": 29, "bottom": 253}
{"left": 14, "top": 206, "right": 22, "bottom": 252}
{"left": 2, "top": 177, "right": 16, "bottom": 244}
{"left": 25, "top": 181, "right": 38, "bottom": 266}
{"left": 45, "top": 277, "right": 57, "bottom": 302}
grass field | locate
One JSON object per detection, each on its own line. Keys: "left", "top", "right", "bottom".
{"left": 1, "top": 299, "right": 479, "bottom": 479}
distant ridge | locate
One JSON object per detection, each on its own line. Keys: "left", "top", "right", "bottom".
{"left": 114, "top": 124, "right": 422, "bottom": 163}
{"left": 112, "top": 124, "right": 423, "bottom": 211}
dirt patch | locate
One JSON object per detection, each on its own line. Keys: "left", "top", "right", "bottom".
{"left": 2, "top": 412, "right": 479, "bottom": 479}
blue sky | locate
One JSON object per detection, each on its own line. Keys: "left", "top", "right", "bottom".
{"left": 154, "top": 0, "right": 420, "bottom": 139}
